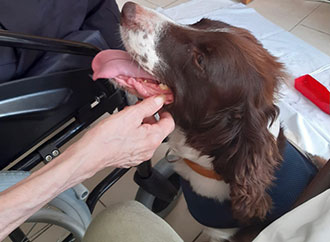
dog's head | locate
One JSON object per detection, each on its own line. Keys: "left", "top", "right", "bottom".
{"left": 119, "top": 2, "right": 287, "bottom": 223}
{"left": 120, "top": 2, "right": 284, "bottom": 128}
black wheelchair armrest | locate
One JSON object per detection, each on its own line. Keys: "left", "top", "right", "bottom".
{"left": 0, "top": 68, "right": 126, "bottom": 169}
{"left": 0, "top": 69, "right": 90, "bottom": 119}
{"left": 0, "top": 87, "right": 72, "bottom": 119}
{"left": 0, "top": 29, "right": 100, "bottom": 56}
{"left": 0, "top": 30, "right": 128, "bottom": 171}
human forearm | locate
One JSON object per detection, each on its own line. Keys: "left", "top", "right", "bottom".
{"left": 0, "top": 96, "right": 174, "bottom": 240}
{"left": 0, "top": 144, "right": 87, "bottom": 240}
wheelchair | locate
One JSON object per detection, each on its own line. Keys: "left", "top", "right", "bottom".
{"left": 0, "top": 29, "right": 181, "bottom": 242}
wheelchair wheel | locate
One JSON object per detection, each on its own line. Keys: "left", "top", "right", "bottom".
{"left": 135, "top": 158, "right": 182, "bottom": 218}
{"left": 0, "top": 171, "right": 91, "bottom": 242}
{"left": 8, "top": 208, "right": 85, "bottom": 242}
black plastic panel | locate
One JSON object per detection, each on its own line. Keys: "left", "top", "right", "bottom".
{"left": 0, "top": 88, "right": 72, "bottom": 118}
{"left": 0, "top": 69, "right": 101, "bottom": 168}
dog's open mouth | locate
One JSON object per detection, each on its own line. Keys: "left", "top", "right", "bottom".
{"left": 92, "top": 49, "right": 173, "bottom": 104}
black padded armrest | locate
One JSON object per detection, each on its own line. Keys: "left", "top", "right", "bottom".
{"left": 0, "top": 69, "right": 94, "bottom": 119}
{"left": 0, "top": 29, "right": 100, "bottom": 56}
{"left": 0, "top": 88, "right": 72, "bottom": 119}
{"left": 0, "top": 68, "right": 116, "bottom": 168}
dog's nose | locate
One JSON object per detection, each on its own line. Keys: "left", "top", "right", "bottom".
{"left": 121, "top": 2, "right": 136, "bottom": 26}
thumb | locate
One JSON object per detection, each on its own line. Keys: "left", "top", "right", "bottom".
{"left": 135, "top": 96, "right": 165, "bottom": 120}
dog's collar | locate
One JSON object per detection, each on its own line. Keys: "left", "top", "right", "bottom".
{"left": 183, "top": 158, "right": 222, "bottom": 181}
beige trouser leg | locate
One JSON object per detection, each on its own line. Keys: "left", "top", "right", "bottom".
{"left": 83, "top": 201, "right": 183, "bottom": 242}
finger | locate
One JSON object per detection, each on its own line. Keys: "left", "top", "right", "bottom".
{"left": 152, "top": 111, "right": 175, "bottom": 138}
{"left": 134, "top": 96, "right": 165, "bottom": 120}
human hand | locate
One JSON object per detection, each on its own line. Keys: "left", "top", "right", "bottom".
{"left": 69, "top": 95, "right": 175, "bottom": 179}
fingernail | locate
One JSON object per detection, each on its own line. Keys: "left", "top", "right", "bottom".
{"left": 155, "top": 95, "right": 165, "bottom": 106}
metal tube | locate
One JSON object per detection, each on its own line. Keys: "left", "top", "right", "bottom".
{"left": 28, "top": 208, "right": 85, "bottom": 241}
{"left": 86, "top": 168, "right": 130, "bottom": 213}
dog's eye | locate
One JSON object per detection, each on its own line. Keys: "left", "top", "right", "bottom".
{"left": 193, "top": 51, "right": 205, "bottom": 71}
{"left": 197, "top": 54, "right": 203, "bottom": 65}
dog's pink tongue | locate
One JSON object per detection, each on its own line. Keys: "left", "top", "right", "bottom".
{"left": 92, "top": 49, "right": 155, "bottom": 80}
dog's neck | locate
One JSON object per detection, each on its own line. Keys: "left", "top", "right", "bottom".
{"left": 168, "top": 116, "right": 281, "bottom": 168}
{"left": 167, "top": 128, "right": 214, "bottom": 169}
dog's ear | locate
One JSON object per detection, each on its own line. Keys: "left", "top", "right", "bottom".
{"left": 211, "top": 102, "right": 281, "bottom": 224}
{"left": 232, "top": 106, "right": 281, "bottom": 223}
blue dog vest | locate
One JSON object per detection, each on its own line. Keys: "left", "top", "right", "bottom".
{"left": 180, "top": 140, "right": 318, "bottom": 228}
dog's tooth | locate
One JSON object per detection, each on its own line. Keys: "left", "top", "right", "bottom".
{"left": 144, "top": 79, "right": 148, "bottom": 83}
{"left": 159, "top": 83, "right": 169, "bottom": 90}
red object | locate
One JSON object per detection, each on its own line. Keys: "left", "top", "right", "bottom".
{"left": 294, "top": 74, "right": 330, "bottom": 115}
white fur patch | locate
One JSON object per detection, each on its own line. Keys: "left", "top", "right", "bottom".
{"left": 269, "top": 116, "right": 281, "bottom": 138}
{"left": 168, "top": 129, "right": 231, "bottom": 201}
{"left": 203, "top": 227, "right": 238, "bottom": 242}
{"left": 120, "top": 6, "right": 173, "bottom": 74}
{"left": 120, "top": 5, "right": 231, "bottom": 75}
{"left": 120, "top": 27, "right": 160, "bottom": 73}
{"left": 174, "top": 160, "right": 231, "bottom": 201}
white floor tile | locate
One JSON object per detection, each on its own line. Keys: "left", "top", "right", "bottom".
{"left": 146, "top": 0, "right": 178, "bottom": 8}
{"left": 301, "top": 3, "right": 330, "bottom": 35}
{"left": 291, "top": 24, "right": 330, "bottom": 57}
{"left": 193, "top": 230, "right": 210, "bottom": 242}
{"left": 91, "top": 201, "right": 108, "bottom": 219}
{"left": 95, "top": 167, "right": 139, "bottom": 207}
{"left": 248, "top": 0, "right": 321, "bottom": 31}
{"left": 19, "top": 222, "right": 72, "bottom": 242}
{"left": 116, "top": 0, "right": 158, "bottom": 10}
{"left": 163, "top": 0, "right": 191, "bottom": 9}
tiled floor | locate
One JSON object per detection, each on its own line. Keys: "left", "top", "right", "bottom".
{"left": 6, "top": 0, "right": 330, "bottom": 242}
{"left": 248, "top": 0, "right": 330, "bottom": 56}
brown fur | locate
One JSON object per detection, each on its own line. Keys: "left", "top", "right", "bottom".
{"left": 153, "top": 18, "right": 288, "bottom": 223}
{"left": 307, "top": 153, "right": 327, "bottom": 170}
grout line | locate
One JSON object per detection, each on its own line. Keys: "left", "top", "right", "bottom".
{"left": 144, "top": 0, "right": 172, "bottom": 8}
{"left": 142, "top": 0, "right": 159, "bottom": 9}
{"left": 289, "top": 3, "right": 322, "bottom": 32}
{"left": 99, "top": 199, "right": 107, "bottom": 208}
{"left": 164, "top": 0, "right": 181, "bottom": 8}
{"left": 306, "top": 0, "right": 330, "bottom": 3}
{"left": 192, "top": 230, "right": 203, "bottom": 242}
{"left": 300, "top": 24, "right": 330, "bottom": 36}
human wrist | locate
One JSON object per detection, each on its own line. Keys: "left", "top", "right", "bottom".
{"left": 55, "top": 134, "right": 119, "bottom": 188}
{"left": 55, "top": 142, "right": 97, "bottom": 189}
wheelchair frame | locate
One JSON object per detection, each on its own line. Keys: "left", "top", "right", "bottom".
{"left": 0, "top": 30, "right": 181, "bottom": 241}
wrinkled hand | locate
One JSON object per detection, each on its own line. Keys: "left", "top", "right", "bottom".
{"left": 72, "top": 96, "right": 174, "bottom": 178}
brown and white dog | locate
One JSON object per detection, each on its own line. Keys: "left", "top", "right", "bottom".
{"left": 92, "top": 2, "right": 325, "bottom": 241}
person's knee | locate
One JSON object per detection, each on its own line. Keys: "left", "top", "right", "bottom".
{"left": 83, "top": 201, "right": 183, "bottom": 242}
